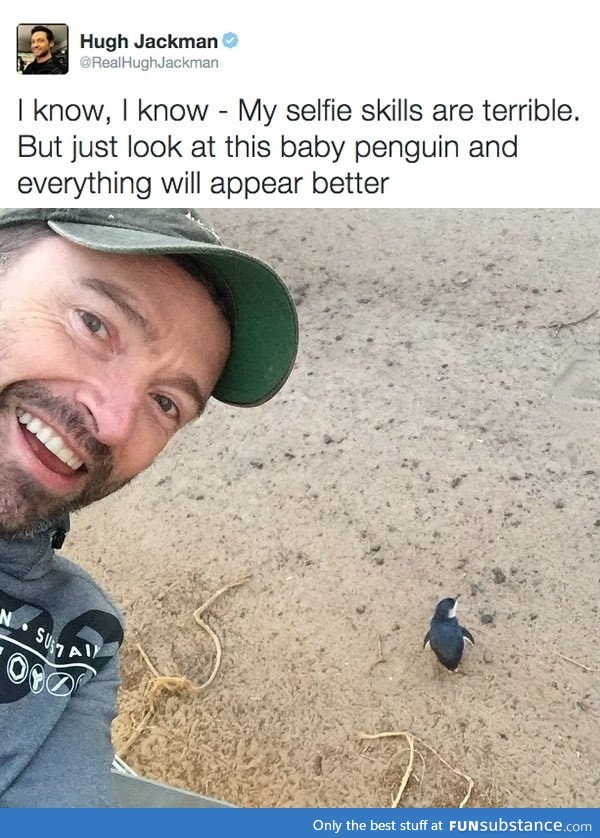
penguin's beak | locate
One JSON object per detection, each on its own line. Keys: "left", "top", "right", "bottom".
{"left": 455, "top": 594, "right": 461, "bottom": 600}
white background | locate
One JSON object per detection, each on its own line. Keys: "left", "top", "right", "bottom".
{"left": 2, "top": 1, "right": 598, "bottom": 207}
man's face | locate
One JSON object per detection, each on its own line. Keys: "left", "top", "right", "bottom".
{"left": 30, "top": 31, "right": 53, "bottom": 61}
{"left": 0, "top": 234, "right": 231, "bottom": 536}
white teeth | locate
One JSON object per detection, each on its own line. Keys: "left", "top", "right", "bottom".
{"left": 67, "top": 453, "right": 84, "bottom": 470}
{"left": 36, "top": 427, "right": 53, "bottom": 444}
{"left": 16, "top": 409, "right": 83, "bottom": 471}
{"left": 28, "top": 417, "right": 43, "bottom": 434}
{"left": 45, "top": 436, "right": 65, "bottom": 456}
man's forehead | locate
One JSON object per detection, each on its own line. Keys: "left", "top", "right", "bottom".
{"left": 18, "top": 236, "right": 207, "bottom": 315}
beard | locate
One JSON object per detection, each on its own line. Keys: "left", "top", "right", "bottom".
{"left": 0, "top": 381, "right": 132, "bottom": 538}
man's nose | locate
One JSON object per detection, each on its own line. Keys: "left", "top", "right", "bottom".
{"left": 75, "top": 381, "right": 142, "bottom": 448}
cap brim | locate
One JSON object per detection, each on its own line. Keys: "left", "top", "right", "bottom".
{"left": 48, "top": 221, "right": 299, "bottom": 407}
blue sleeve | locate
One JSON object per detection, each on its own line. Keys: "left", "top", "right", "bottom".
{"left": 0, "top": 653, "right": 120, "bottom": 808}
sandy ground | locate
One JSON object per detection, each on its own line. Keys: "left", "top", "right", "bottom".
{"left": 66, "top": 210, "right": 600, "bottom": 808}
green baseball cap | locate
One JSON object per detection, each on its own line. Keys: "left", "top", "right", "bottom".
{"left": 0, "top": 208, "right": 298, "bottom": 407}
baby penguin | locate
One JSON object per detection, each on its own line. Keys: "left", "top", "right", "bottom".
{"left": 423, "top": 596, "right": 474, "bottom": 671}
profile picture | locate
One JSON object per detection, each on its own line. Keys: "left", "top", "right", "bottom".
{"left": 17, "top": 23, "right": 68, "bottom": 75}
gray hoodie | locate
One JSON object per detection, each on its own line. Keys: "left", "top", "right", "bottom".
{"left": 0, "top": 519, "right": 124, "bottom": 807}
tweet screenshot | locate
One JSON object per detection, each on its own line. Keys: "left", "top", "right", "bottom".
{"left": 5, "top": 3, "right": 598, "bottom": 206}
{"left": 1, "top": 0, "right": 599, "bottom": 829}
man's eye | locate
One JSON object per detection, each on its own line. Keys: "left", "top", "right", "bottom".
{"left": 79, "top": 310, "right": 108, "bottom": 337}
{"left": 154, "top": 395, "right": 179, "bottom": 418}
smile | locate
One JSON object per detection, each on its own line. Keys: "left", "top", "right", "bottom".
{"left": 16, "top": 408, "right": 84, "bottom": 471}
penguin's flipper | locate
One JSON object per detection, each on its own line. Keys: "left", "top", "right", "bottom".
{"left": 423, "top": 630, "right": 431, "bottom": 650}
{"left": 462, "top": 627, "right": 475, "bottom": 646}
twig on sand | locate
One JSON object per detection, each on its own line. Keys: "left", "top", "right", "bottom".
{"left": 118, "top": 648, "right": 196, "bottom": 757}
{"left": 552, "top": 650, "right": 600, "bottom": 673}
{"left": 390, "top": 733, "right": 414, "bottom": 807}
{"left": 359, "top": 729, "right": 474, "bottom": 808}
{"left": 369, "top": 634, "right": 387, "bottom": 673}
{"left": 117, "top": 574, "right": 252, "bottom": 758}
{"left": 137, "top": 644, "right": 160, "bottom": 677}
{"left": 546, "top": 309, "right": 598, "bottom": 337}
{"left": 193, "top": 575, "right": 252, "bottom": 692}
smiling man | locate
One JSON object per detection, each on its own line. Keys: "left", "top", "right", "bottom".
{"left": 22, "top": 26, "right": 67, "bottom": 75}
{"left": 0, "top": 208, "right": 298, "bottom": 807}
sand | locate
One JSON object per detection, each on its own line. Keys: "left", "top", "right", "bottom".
{"left": 66, "top": 209, "right": 600, "bottom": 807}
